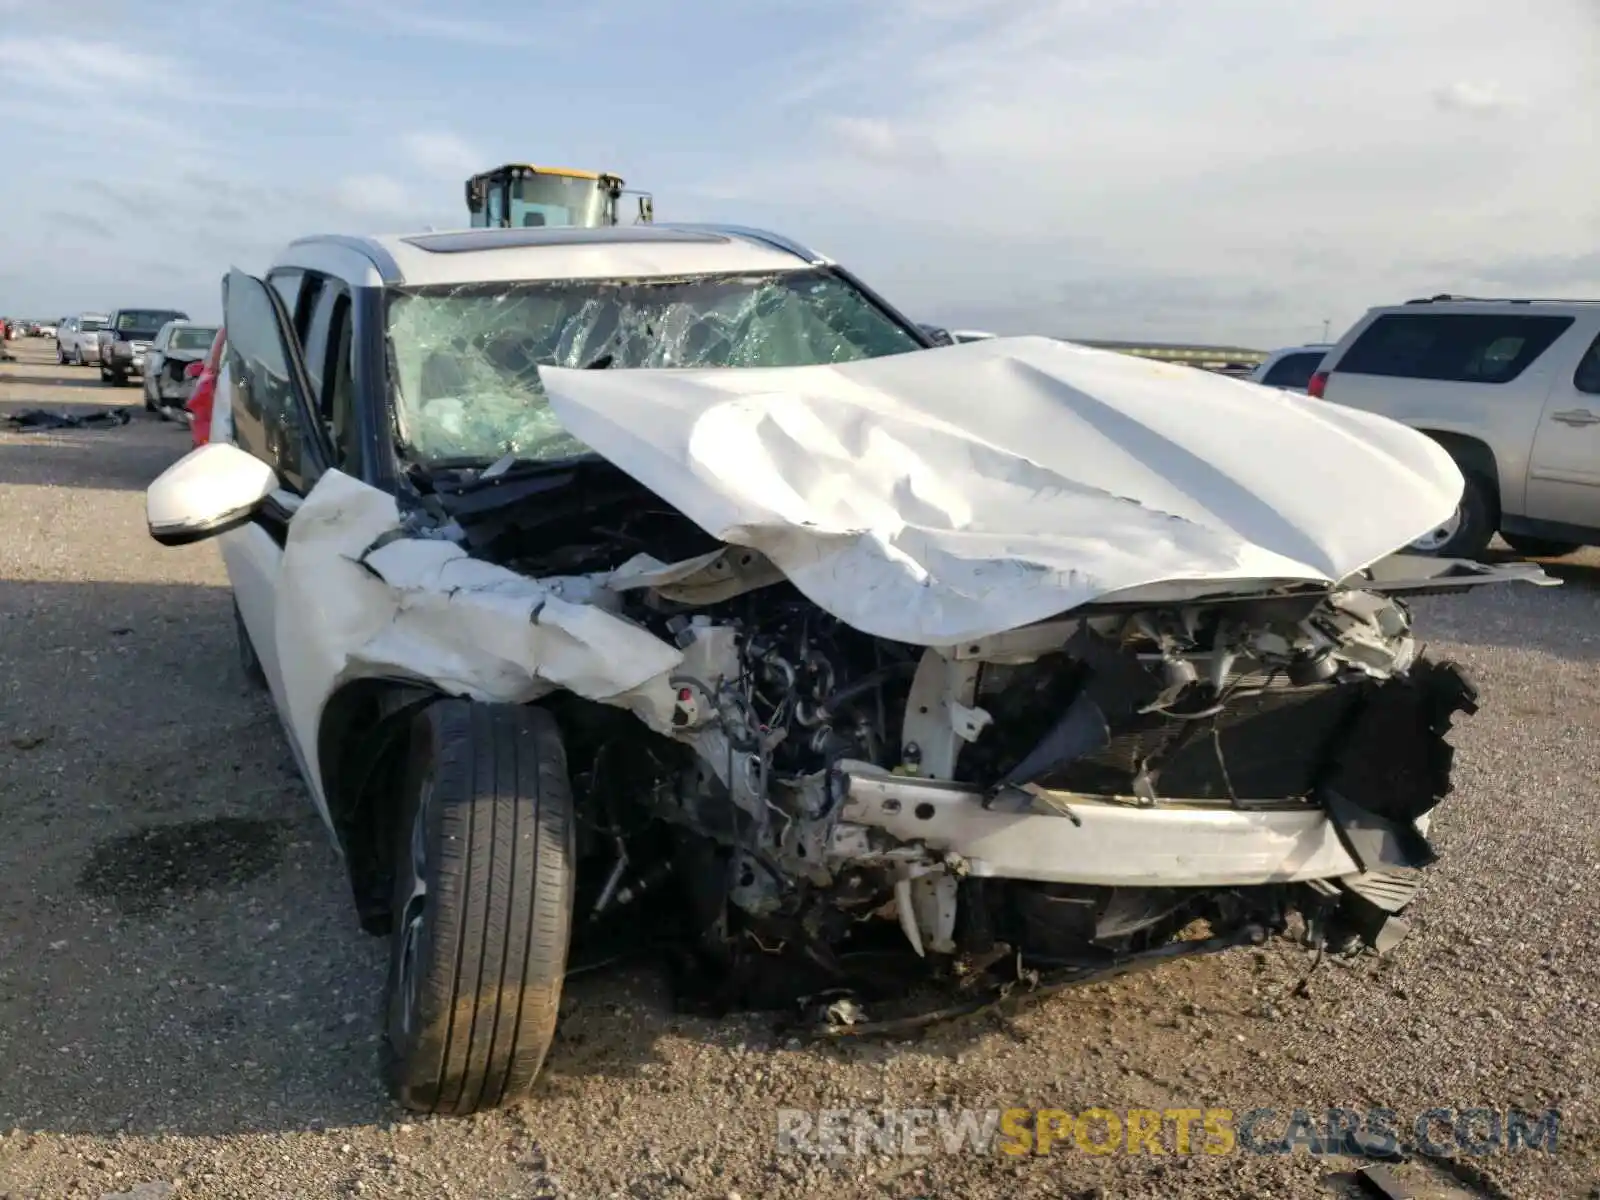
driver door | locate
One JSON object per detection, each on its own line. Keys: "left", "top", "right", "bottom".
{"left": 216, "top": 268, "right": 333, "bottom": 802}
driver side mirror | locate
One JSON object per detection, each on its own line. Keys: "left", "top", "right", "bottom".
{"left": 146, "top": 442, "right": 277, "bottom": 546}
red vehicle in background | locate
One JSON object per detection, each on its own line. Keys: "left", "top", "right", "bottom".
{"left": 184, "top": 327, "right": 227, "bottom": 448}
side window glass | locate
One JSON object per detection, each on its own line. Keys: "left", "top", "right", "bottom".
{"left": 296, "top": 272, "right": 326, "bottom": 344}
{"left": 1574, "top": 334, "right": 1600, "bottom": 396}
{"left": 225, "top": 272, "right": 314, "bottom": 494}
{"left": 301, "top": 285, "right": 336, "bottom": 399}
{"left": 268, "top": 270, "right": 304, "bottom": 319}
{"left": 1262, "top": 352, "right": 1322, "bottom": 390}
{"left": 325, "top": 295, "right": 360, "bottom": 475}
{"left": 1339, "top": 314, "right": 1574, "bottom": 385}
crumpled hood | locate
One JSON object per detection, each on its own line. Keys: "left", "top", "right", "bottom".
{"left": 540, "top": 336, "right": 1464, "bottom": 644}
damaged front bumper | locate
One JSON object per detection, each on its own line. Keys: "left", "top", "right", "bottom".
{"left": 838, "top": 771, "right": 1390, "bottom": 889}
{"left": 808, "top": 647, "right": 1488, "bottom": 962}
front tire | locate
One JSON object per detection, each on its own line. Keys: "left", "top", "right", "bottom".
{"left": 55, "top": 343, "right": 65, "bottom": 365}
{"left": 384, "top": 701, "right": 575, "bottom": 1115}
{"left": 1407, "top": 472, "right": 1495, "bottom": 559}
{"left": 143, "top": 375, "right": 159, "bottom": 413}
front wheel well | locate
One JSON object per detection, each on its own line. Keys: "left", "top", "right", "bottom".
{"left": 318, "top": 678, "right": 450, "bottom": 934}
{"left": 318, "top": 681, "right": 612, "bottom": 934}
{"left": 1413, "top": 429, "right": 1502, "bottom": 519}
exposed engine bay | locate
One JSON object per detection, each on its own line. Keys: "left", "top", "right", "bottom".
{"left": 389, "top": 453, "right": 1504, "bottom": 1027}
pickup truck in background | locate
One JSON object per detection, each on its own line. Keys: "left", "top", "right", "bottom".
{"left": 96, "top": 307, "right": 189, "bottom": 386}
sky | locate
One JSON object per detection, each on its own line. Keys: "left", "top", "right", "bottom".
{"left": 0, "top": 0, "right": 1596, "bottom": 348}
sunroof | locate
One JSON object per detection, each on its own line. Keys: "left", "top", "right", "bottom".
{"left": 401, "top": 227, "right": 730, "bottom": 254}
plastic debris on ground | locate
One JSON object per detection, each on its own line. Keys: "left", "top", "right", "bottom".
{"left": 4, "top": 407, "right": 133, "bottom": 431}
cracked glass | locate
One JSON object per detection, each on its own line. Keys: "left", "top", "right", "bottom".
{"left": 384, "top": 268, "right": 923, "bottom": 465}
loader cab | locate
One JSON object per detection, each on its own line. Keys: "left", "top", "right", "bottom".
{"left": 464, "top": 164, "right": 654, "bottom": 229}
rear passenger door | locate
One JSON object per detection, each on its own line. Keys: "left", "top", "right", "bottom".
{"left": 1526, "top": 323, "right": 1600, "bottom": 528}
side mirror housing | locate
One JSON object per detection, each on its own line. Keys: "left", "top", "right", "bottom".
{"left": 146, "top": 442, "right": 277, "bottom": 546}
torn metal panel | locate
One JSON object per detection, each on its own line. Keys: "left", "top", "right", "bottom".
{"left": 266, "top": 471, "right": 689, "bottom": 808}
{"left": 603, "top": 547, "right": 788, "bottom": 606}
{"left": 539, "top": 336, "right": 1470, "bottom": 644}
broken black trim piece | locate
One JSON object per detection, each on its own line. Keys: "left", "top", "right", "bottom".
{"left": 1322, "top": 789, "right": 1437, "bottom": 873}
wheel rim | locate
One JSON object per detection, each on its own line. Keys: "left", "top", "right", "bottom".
{"left": 396, "top": 780, "right": 431, "bottom": 1036}
{"left": 1409, "top": 505, "right": 1463, "bottom": 552}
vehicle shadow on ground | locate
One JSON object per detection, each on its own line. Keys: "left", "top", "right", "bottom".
{"left": 0, "top": 578, "right": 692, "bottom": 1139}
{"left": 0, "top": 579, "right": 400, "bottom": 1137}
{"left": 1405, "top": 547, "right": 1600, "bottom": 664}
{"left": 0, "top": 428, "right": 178, "bottom": 490}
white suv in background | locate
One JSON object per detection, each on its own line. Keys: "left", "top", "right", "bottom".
{"left": 1250, "top": 343, "right": 1332, "bottom": 392}
{"left": 1313, "top": 296, "right": 1600, "bottom": 559}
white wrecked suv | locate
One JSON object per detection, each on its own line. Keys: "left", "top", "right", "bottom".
{"left": 146, "top": 225, "right": 1550, "bottom": 1114}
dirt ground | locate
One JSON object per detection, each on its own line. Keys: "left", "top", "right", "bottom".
{"left": 1, "top": 337, "right": 1597, "bottom": 1199}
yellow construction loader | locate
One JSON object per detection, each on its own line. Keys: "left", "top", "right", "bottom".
{"left": 464, "top": 164, "right": 654, "bottom": 229}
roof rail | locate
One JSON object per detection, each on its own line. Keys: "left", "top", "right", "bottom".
{"left": 1403, "top": 293, "right": 1600, "bottom": 306}
{"left": 658, "top": 222, "right": 829, "bottom": 265}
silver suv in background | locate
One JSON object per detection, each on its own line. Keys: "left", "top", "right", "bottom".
{"left": 1313, "top": 296, "right": 1600, "bottom": 558}
{"left": 1250, "top": 343, "right": 1331, "bottom": 392}
{"left": 56, "top": 313, "right": 108, "bottom": 365}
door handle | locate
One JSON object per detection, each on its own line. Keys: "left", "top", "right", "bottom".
{"left": 1551, "top": 409, "right": 1600, "bottom": 426}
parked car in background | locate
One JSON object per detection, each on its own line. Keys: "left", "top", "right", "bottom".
{"left": 951, "top": 329, "right": 998, "bottom": 343}
{"left": 143, "top": 320, "right": 221, "bottom": 414}
{"left": 1313, "top": 296, "right": 1600, "bottom": 558}
{"left": 96, "top": 308, "right": 189, "bottom": 386}
{"left": 1251, "top": 343, "right": 1332, "bottom": 392}
{"left": 57, "top": 313, "right": 108, "bottom": 364}
{"left": 917, "top": 322, "right": 955, "bottom": 345}
{"left": 37, "top": 322, "right": 56, "bottom": 339}
{"left": 184, "top": 327, "right": 228, "bottom": 447}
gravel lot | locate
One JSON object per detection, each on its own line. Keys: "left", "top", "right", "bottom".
{"left": 1, "top": 339, "right": 1597, "bottom": 1199}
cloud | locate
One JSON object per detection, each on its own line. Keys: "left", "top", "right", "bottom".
{"left": 1433, "top": 80, "right": 1515, "bottom": 116}
{"left": 2, "top": 0, "right": 1597, "bottom": 346}
{"left": 0, "top": 37, "right": 169, "bottom": 96}
{"left": 825, "top": 116, "right": 944, "bottom": 170}
{"left": 401, "top": 131, "right": 482, "bottom": 181}
{"left": 698, "top": 0, "right": 1600, "bottom": 345}
{"left": 47, "top": 212, "right": 115, "bottom": 240}
{"left": 1429, "top": 251, "right": 1600, "bottom": 293}
{"left": 313, "top": 0, "right": 544, "bottom": 46}
{"left": 331, "top": 174, "right": 416, "bottom": 219}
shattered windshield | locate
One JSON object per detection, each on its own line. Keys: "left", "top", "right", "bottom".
{"left": 385, "top": 269, "right": 924, "bottom": 465}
